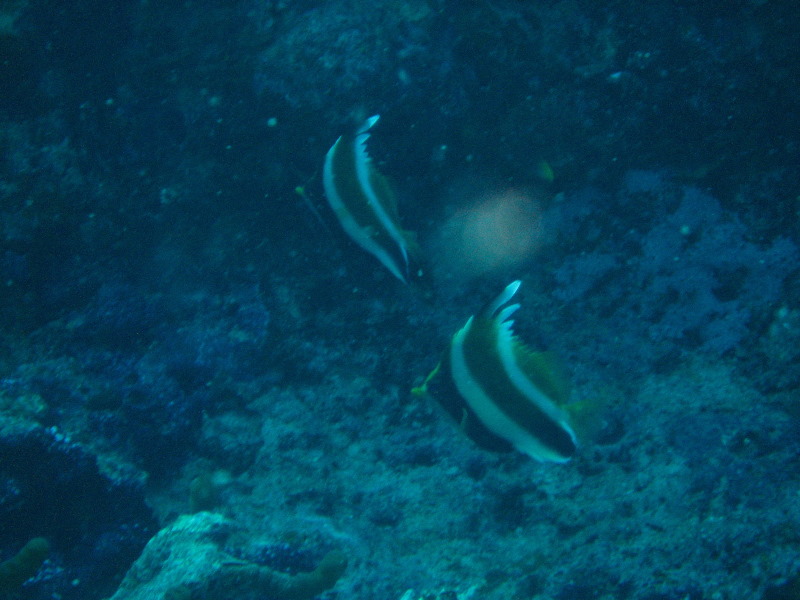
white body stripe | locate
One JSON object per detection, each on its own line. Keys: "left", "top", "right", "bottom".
{"left": 352, "top": 122, "right": 409, "bottom": 271}
{"left": 450, "top": 319, "right": 571, "bottom": 463}
{"left": 495, "top": 320, "right": 578, "bottom": 453}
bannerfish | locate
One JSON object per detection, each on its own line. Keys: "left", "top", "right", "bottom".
{"left": 413, "top": 280, "right": 585, "bottom": 463}
{"left": 323, "top": 115, "right": 417, "bottom": 283}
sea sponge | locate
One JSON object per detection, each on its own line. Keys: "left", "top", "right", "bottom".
{"left": 0, "top": 537, "right": 50, "bottom": 592}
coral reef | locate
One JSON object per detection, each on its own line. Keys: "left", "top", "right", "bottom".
{"left": 549, "top": 172, "right": 798, "bottom": 372}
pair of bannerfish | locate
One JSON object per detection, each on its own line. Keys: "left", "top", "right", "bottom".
{"left": 323, "top": 116, "right": 591, "bottom": 463}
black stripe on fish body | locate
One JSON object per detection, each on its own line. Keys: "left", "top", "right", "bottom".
{"left": 428, "top": 355, "right": 515, "bottom": 453}
{"left": 459, "top": 318, "right": 578, "bottom": 461}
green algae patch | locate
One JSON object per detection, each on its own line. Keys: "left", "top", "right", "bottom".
{"left": 218, "top": 548, "right": 347, "bottom": 600}
{"left": 0, "top": 537, "right": 50, "bottom": 592}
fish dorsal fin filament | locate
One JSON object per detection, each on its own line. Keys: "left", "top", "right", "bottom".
{"left": 481, "top": 280, "right": 522, "bottom": 319}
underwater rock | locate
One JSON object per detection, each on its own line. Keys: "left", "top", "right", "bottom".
{"left": 108, "top": 512, "right": 347, "bottom": 600}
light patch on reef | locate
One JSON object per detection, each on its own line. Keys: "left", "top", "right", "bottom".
{"left": 431, "top": 184, "right": 546, "bottom": 284}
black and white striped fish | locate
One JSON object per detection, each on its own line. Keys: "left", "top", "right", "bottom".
{"left": 414, "top": 281, "right": 584, "bottom": 463}
{"left": 323, "top": 115, "right": 416, "bottom": 283}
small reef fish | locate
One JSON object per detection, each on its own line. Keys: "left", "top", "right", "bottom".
{"left": 323, "top": 115, "right": 416, "bottom": 283}
{"left": 413, "top": 280, "right": 583, "bottom": 463}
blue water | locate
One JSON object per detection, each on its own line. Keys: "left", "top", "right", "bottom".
{"left": 1, "top": 1, "right": 798, "bottom": 599}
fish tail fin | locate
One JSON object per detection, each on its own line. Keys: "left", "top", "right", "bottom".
{"left": 565, "top": 391, "right": 614, "bottom": 445}
{"left": 480, "top": 280, "right": 522, "bottom": 320}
